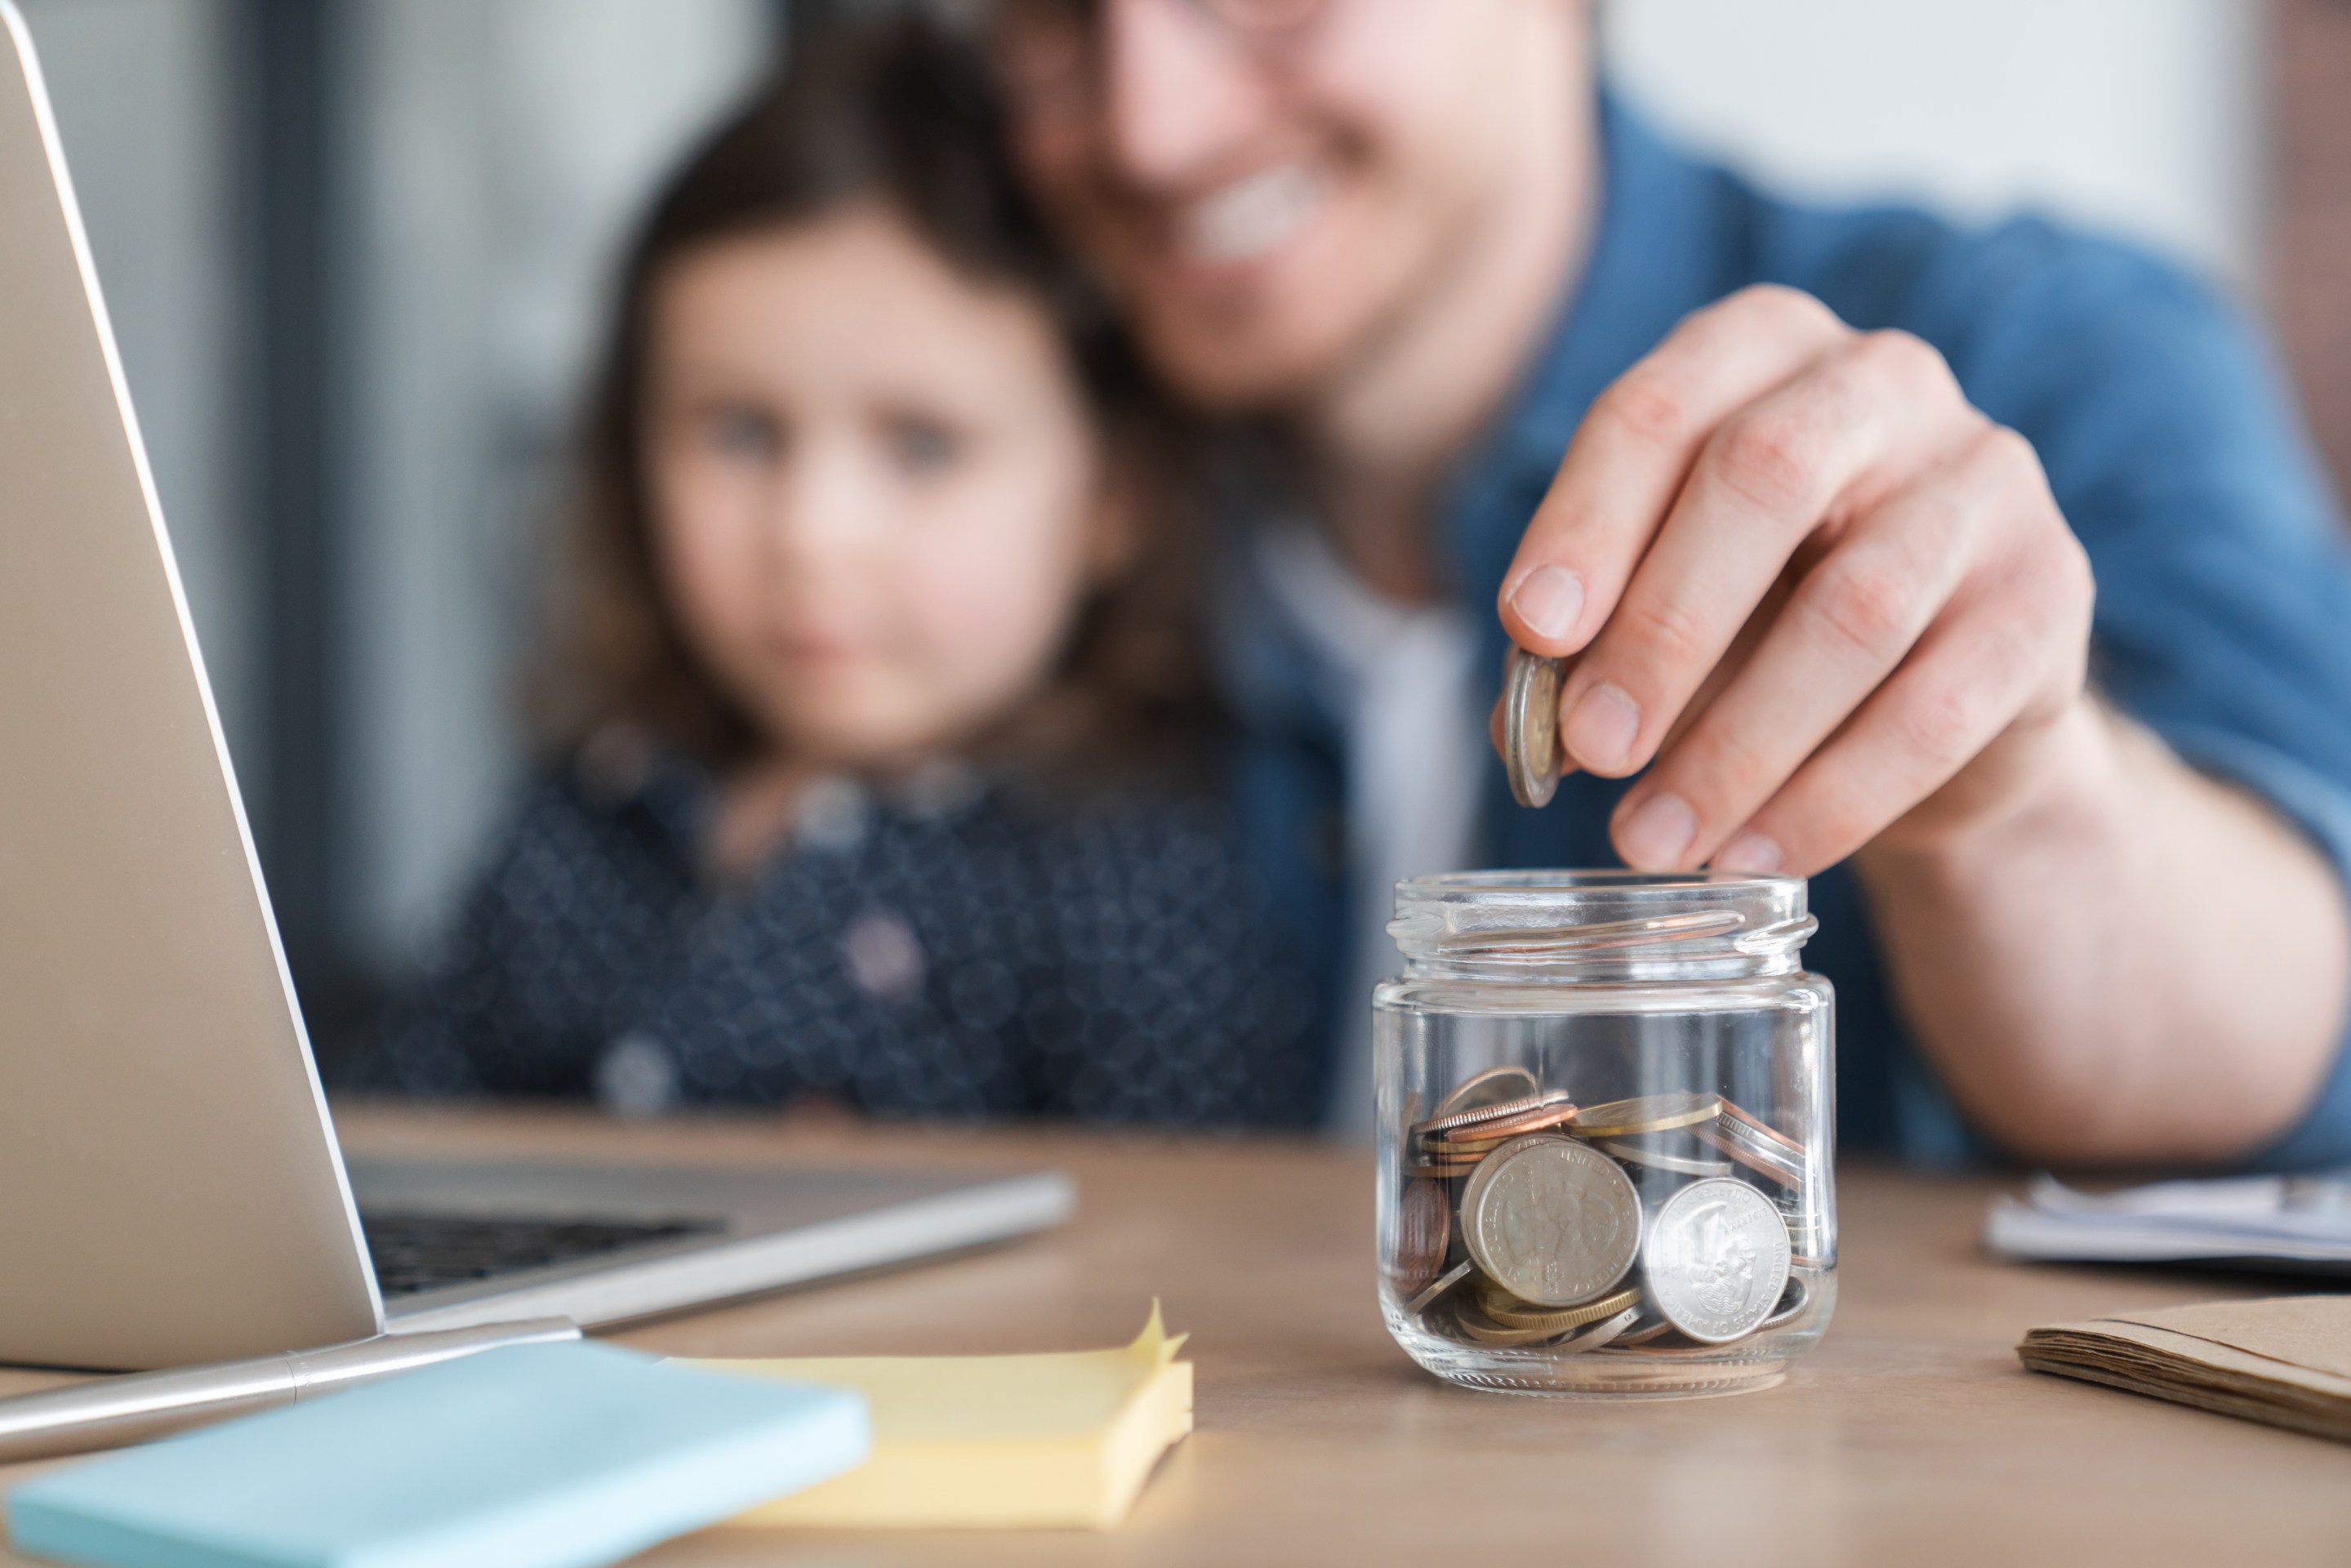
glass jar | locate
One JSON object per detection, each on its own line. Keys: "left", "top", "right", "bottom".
{"left": 1374, "top": 871, "right": 1834, "bottom": 1398}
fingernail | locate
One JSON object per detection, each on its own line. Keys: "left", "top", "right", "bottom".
{"left": 1507, "top": 564, "right": 1585, "bottom": 644}
{"left": 1713, "top": 831, "right": 1785, "bottom": 873}
{"left": 1562, "top": 682, "right": 1640, "bottom": 773}
{"left": 1617, "top": 792, "right": 1696, "bottom": 870}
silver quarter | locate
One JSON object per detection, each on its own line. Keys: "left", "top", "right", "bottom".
{"left": 1429, "top": 1065, "right": 1540, "bottom": 1123}
{"left": 1503, "top": 647, "right": 1565, "bottom": 808}
{"left": 1414, "top": 1085, "right": 1572, "bottom": 1138}
{"left": 1641, "top": 1176, "right": 1794, "bottom": 1344}
{"left": 1460, "top": 1134, "right": 1642, "bottom": 1307}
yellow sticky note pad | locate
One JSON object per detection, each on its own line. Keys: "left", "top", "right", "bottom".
{"left": 686, "top": 1303, "right": 1192, "bottom": 1530}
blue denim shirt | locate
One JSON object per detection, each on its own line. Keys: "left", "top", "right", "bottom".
{"left": 1223, "top": 96, "right": 2351, "bottom": 1169}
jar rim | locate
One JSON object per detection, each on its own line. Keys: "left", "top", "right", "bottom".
{"left": 1396, "top": 869, "right": 1805, "bottom": 898}
{"left": 1388, "top": 867, "right": 1813, "bottom": 975}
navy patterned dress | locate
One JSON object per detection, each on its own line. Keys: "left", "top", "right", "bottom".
{"left": 384, "top": 741, "right": 1325, "bottom": 1128}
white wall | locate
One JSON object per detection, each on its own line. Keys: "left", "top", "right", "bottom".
{"left": 1602, "top": 0, "right": 2266, "bottom": 292}
{"left": 344, "top": 0, "right": 772, "bottom": 964}
{"left": 12, "top": 0, "right": 255, "bottom": 781}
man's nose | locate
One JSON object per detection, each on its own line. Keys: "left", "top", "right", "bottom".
{"left": 1100, "top": 0, "right": 1274, "bottom": 188}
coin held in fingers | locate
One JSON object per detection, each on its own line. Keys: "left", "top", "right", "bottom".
{"left": 1503, "top": 646, "right": 1565, "bottom": 808}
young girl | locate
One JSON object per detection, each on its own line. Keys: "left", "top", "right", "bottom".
{"left": 385, "top": 20, "right": 1325, "bottom": 1126}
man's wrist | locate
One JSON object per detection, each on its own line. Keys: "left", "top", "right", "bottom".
{"left": 1856, "top": 690, "right": 2123, "bottom": 885}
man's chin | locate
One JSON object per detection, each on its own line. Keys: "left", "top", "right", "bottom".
{"left": 1136, "top": 308, "right": 1351, "bottom": 415}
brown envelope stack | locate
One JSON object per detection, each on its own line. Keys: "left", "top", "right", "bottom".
{"left": 2019, "top": 1296, "right": 2351, "bottom": 1442}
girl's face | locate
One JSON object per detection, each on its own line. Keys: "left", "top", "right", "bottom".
{"left": 643, "top": 206, "right": 1115, "bottom": 771}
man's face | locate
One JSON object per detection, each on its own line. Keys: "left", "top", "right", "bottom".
{"left": 995, "top": 0, "right": 1586, "bottom": 412}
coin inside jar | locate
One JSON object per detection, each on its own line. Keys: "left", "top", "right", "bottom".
{"left": 1460, "top": 1134, "right": 1642, "bottom": 1307}
{"left": 1413, "top": 1087, "right": 1575, "bottom": 1139}
{"left": 1551, "top": 1303, "right": 1643, "bottom": 1354}
{"left": 1594, "top": 1137, "right": 1733, "bottom": 1178}
{"left": 1420, "top": 1102, "right": 1580, "bottom": 1157}
{"left": 1502, "top": 646, "right": 1565, "bottom": 808}
{"left": 1757, "top": 1271, "right": 1813, "bottom": 1334}
{"left": 1472, "top": 1281, "right": 1641, "bottom": 1334}
{"left": 1405, "top": 1258, "right": 1474, "bottom": 1316}
{"left": 1694, "top": 1111, "right": 1806, "bottom": 1187}
{"left": 1641, "top": 1176, "right": 1794, "bottom": 1345}
{"left": 1569, "top": 1091, "right": 1723, "bottom": 1139}
{"left": 1448, "top": 1099, "right": 1579, "bottom": 1143}
{"left": 1428, "top": 1066, "right": 1541, "bottom": 1123}
{"left": 1392, "top": 1177, "right": 1451, "bottom": 1298}
{"left": 1720, "top": 1098, "right": 1807, "bottom": 1158}
{"left": 1454, "top": 1302, "right": 1641, "bottom": 1351}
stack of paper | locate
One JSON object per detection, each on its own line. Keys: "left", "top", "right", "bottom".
{"left": 692, "top": 1303, "right": 1191, "bottom": 1530}
{"left": 2019, "top": 1296, "right": 2351, "bottom": 1442}
{"left": 1984, "top": 1172, "right": 2351, "bottom": 1271}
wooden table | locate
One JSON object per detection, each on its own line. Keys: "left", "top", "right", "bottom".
{"left": 5, "top": 1106, "right": 2350, "bottom": 1564}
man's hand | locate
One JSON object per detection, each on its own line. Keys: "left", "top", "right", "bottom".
{"left": 1496, "top": 284, "right": 2094, "bottom": 877}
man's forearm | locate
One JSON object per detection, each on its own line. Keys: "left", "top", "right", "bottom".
{"left": 1853, "top": 697, "right": 2351, "bottom": 1165}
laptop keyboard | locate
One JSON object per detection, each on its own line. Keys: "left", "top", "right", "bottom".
{"left": 358, "top": 1211, "right": 728, "bottom": 1298}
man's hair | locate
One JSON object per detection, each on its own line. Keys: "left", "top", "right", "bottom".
{"left": 540, "top": 16, "right": 1214, "bottom": 779}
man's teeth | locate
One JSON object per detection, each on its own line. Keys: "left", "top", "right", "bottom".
{"left": 1178, "top": 166, "right": 1321, "bottom": 264}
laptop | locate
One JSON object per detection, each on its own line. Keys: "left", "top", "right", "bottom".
{"left": 0, "top": 2, "right": 1071, "bottom": 1373}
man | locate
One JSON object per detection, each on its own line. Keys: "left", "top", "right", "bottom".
{"left": 986, "top": 0, "right": 2351, "bottom": 1165}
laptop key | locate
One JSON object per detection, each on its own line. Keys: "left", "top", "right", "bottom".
{"left": 358, "top": 1212, "right": 726, "bottom": 1298}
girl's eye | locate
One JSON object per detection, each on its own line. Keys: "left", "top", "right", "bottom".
{"left": 701, "top": 403, "right": 783, "bottom": 461}
{"left": 881, "top": 415, "right": 961, "bottom": 477}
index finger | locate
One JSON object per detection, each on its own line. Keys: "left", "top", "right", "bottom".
{"left": 1498, "top": 286, "right": 1850, "bottom": 657}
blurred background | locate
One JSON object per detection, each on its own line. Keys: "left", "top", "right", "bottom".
{"left": 15, "top": 0, "right": 2348, "bottom": 1079}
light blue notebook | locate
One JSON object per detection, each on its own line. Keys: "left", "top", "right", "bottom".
{"left": 5, "top": 1342, "right": 868, "bottom": 1568}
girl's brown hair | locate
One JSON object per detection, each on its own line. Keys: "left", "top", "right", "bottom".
{"left": 541, "top": 17, "right": 1210, "bottom": 780}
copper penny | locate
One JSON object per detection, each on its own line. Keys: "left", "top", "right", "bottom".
{"left": 1392, "top": 1177, "right": 1451, "bottom": 1298}
{"left": 1418, "top": 1138, "right": 1508, "bottom": 1160}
